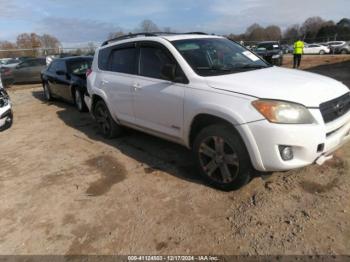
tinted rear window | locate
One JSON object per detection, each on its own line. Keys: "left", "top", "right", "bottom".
{"left": 108, "top": 48, "right": 137, "bottom": 74}
{"left": 67, "top": 59, "right": 92, "bottom": 74}
{"left": 98, "top": 47, "right": 110, "bottom": 70}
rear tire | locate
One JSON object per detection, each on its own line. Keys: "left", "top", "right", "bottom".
{"left": 193, "top": 124, "right": 252, "bottom": 191}
{"left": 43, "top": 82, "right": 53, "bottom": 101}
{"left": 74, "top": 88, "right": 87, "bottom": 112}
{"left": 94, "top": 100, "right": 122, "bottom": 139}
{"left": 340, "top": 49, "right": 348, "bottom": 54}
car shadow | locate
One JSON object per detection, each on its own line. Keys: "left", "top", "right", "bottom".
{"left": 32, "top": 90, "right": 205, "bottom": 187}
{"left": 305, "top": 60, "right": 350, "bottom": 88}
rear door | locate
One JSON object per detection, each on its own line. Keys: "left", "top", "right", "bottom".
{"left": 46, "top": 61, "right": 59, "bottom": 95}
{"left": 54, "top": 60, "right": 72, "bottom": 101}
{"left": 132, "top": 42, "right": 186, "bottom": 138}
{"left": 99, "top": 44, "right": 137, "bottom": 124}
{"left": 13, "top": 61, "right": 32, "bottom": 83}
{"left": 30, "top": 59, "right": 47, "bottom": 82}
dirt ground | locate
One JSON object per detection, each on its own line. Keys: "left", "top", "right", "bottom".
{"left": 0, "top": 55, "right": 350, "bottom": 255}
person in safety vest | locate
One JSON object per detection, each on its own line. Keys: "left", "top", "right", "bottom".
{"left": 293, "top": 38, "right": 304, "bottom": 68}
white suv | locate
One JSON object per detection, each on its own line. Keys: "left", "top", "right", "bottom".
{"left": 85, "top": 33, "right": 350, "bottom": 190}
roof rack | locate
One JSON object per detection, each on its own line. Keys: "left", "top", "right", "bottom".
{"left": 101, "top": 32, "right": 208, "bottom": 46}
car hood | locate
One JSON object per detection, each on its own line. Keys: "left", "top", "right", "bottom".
{"left": 205, "top": 67, "right": 349, "bottom": 107}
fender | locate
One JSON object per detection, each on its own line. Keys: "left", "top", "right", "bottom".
{"left": 89, "top": 88, "right": 120, "bottom": 123}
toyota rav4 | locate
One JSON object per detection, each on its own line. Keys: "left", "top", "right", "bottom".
{"left": 85, "top": 33, "right": 350, "bottom": 190}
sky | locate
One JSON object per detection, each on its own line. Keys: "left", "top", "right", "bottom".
{"left": 0, "top": 0, "right": 349, "bottom": 47}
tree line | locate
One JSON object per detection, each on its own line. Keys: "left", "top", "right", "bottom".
{"left": 0, "top": 33, "right": 61, "bottom": 58}
{"left": 109, "top": 17, "right": 350, "bottom": 45}
{"left": 227, "top": 17, "right": 350, "bottom": 44}
{"left": 1, "top": 17, "right": 349, "bottom": 59}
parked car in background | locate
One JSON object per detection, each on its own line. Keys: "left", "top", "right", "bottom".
{"left": 327, "top": 41, "right": 348, "bottom": 54}
{"left": 41, "top": 56, "right": 93, "bottom": 112}
{"left": 255, "top": 41, "right": 283, "bottom": 65}
{"left": 281, "top": 44, "right": 293, "bottom": 54}
{"left": 0, "top": 59, "right": 21, "bottom": 87}
{"left": 0, "top": 77, "right": 12, "bottom": 131}
{"left": 331, "top": 41, "right": 349, "bottom": 54}
{"left": 303, "top": 43, "right": 330, "bottom": 55}
{"left": 1, "top": 58, "right": 46, "bottom": 86}
{"left": 0, "top": 58, "right": 11, "bottom": 65}
{"left": 0, "top": 58, "right": 20, "bottom": 68}
{"left": 86, "top": 33, "right": 350, "bottom": 190}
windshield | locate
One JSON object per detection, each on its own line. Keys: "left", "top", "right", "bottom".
{"left": 172, "top": 38, "right": 269, "bottom": 76}
{"left": 67, "top": 59, "right": 92, "bottom": 75}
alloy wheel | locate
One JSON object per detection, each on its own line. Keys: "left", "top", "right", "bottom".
{"left": 198, "top": 136, "right": 239, "bottom": 184}
{"left": 44, "top": 83, "right": 50, "bottom": 100}
{"left": 75, "top": 90, "right": 82, "bottom": 111}
{"left": 95, "top": 105, "right": 111, "bottom": 136}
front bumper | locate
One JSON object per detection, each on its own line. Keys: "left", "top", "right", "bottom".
{"left": 0, "top": 105, "right": 13, "bottom": 130}
{"left": 238, "top": 109, "right": 350, "bottom": 172}
{"left": 0, "top": 76, "right": 14, "bottom": 87}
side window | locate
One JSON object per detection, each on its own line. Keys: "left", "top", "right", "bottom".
{"left": 98, "top": 47, "right": 110, "bottom": 70}
{"left": 48, "top": 61, "right": 57, "bottom": 72}
{"left": 38, "top": 59, "right": 47, "bottom": 66}
{"left": 139, "top": 46, "right": 175, "bottom": 80}
{"left": 108, "top": 48, "right": 137, "bottom": 74}
{"left": 19, "top": 61, "right": 29, "bottom": 68}
{"left": 55, "top": 61, "right": 67, "bottom": 73}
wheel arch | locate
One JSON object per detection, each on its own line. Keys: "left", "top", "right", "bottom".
{"left": 187, "top": 112, "right": 265, "bottom": 171}
{"left": 188, "top": 113, "right": 242, "bottom": 149}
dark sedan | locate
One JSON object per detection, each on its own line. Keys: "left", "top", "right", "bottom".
{"left": 254, "top": 41, "right": 284, "bottom": 66}
{"left": 41, "top": 56, "right": 93, "bottom": 112}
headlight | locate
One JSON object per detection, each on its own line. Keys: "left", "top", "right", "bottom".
{"left": 252, "top": 100, "right": 315, "bottom": 124}
{"left": 0, "top": 97, "right": 9, "bottom": 108}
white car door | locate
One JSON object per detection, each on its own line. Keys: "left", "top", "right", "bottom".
{"left": 132, "top": 43, "right": 186, "bottom": 138}
{"left": 101, "top": 45, "right": 137, "bottom": 124}
{"left": 308, "top": 45, "right": 318, "bottom": 54}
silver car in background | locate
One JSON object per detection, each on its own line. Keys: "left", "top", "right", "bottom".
{"left": 1, "top": 58, "right": 47, "bottom": 86}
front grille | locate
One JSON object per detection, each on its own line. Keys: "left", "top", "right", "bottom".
{"left": 320, "top": 92, "right": 350, "bottom": 123}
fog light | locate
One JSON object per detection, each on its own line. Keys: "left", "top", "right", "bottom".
{"left": 279, "top": 145, "right": 293, "bottom": 161}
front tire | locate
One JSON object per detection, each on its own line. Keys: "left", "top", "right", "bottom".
{"left": 340, "top": 49, "right": 348, "bottom": 54}
{"left": 94, "top": 100, "right": 122, "bottom": 139}
{"left": 193, "top": 124, "right": 252, "bottom": 191}
{"left": 319, "top": 50, "right": 325, "bottom": 55}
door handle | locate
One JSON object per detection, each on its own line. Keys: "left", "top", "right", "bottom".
{"left": 132, "top": 82, "right": 141, "bottom": 91}
{"left": 101, "top": 79, "right": 109, "bottom": 85}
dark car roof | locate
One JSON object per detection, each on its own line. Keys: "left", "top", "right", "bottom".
{"left": 58, "top": 56, "right": 93, "bottom": 62}
{"left": 20, "top": 58, "right": 46, "bottom": 63}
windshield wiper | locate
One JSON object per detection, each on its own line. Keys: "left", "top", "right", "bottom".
{"left": 235, "top": 65, "right": 269, "bottom": 69}
{"left": 195, "top": 66, "right": 233, "bottom": 71}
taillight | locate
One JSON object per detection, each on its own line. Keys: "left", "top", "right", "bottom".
{"left": 3, "top": 68, "right": 11, "bottom": 76}
{"left": 86, "top": 68, "right": 92, "bottom": 77}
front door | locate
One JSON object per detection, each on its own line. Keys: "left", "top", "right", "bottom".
{"left": 133, "top": 43, "right": 185, "bottom": 138}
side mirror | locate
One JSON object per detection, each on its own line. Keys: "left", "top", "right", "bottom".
{"left": 161, "top": 64, "right": 176, "bottom": 81}
{"left": 56, "top": 70, "right": 66, "bottom": 76}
